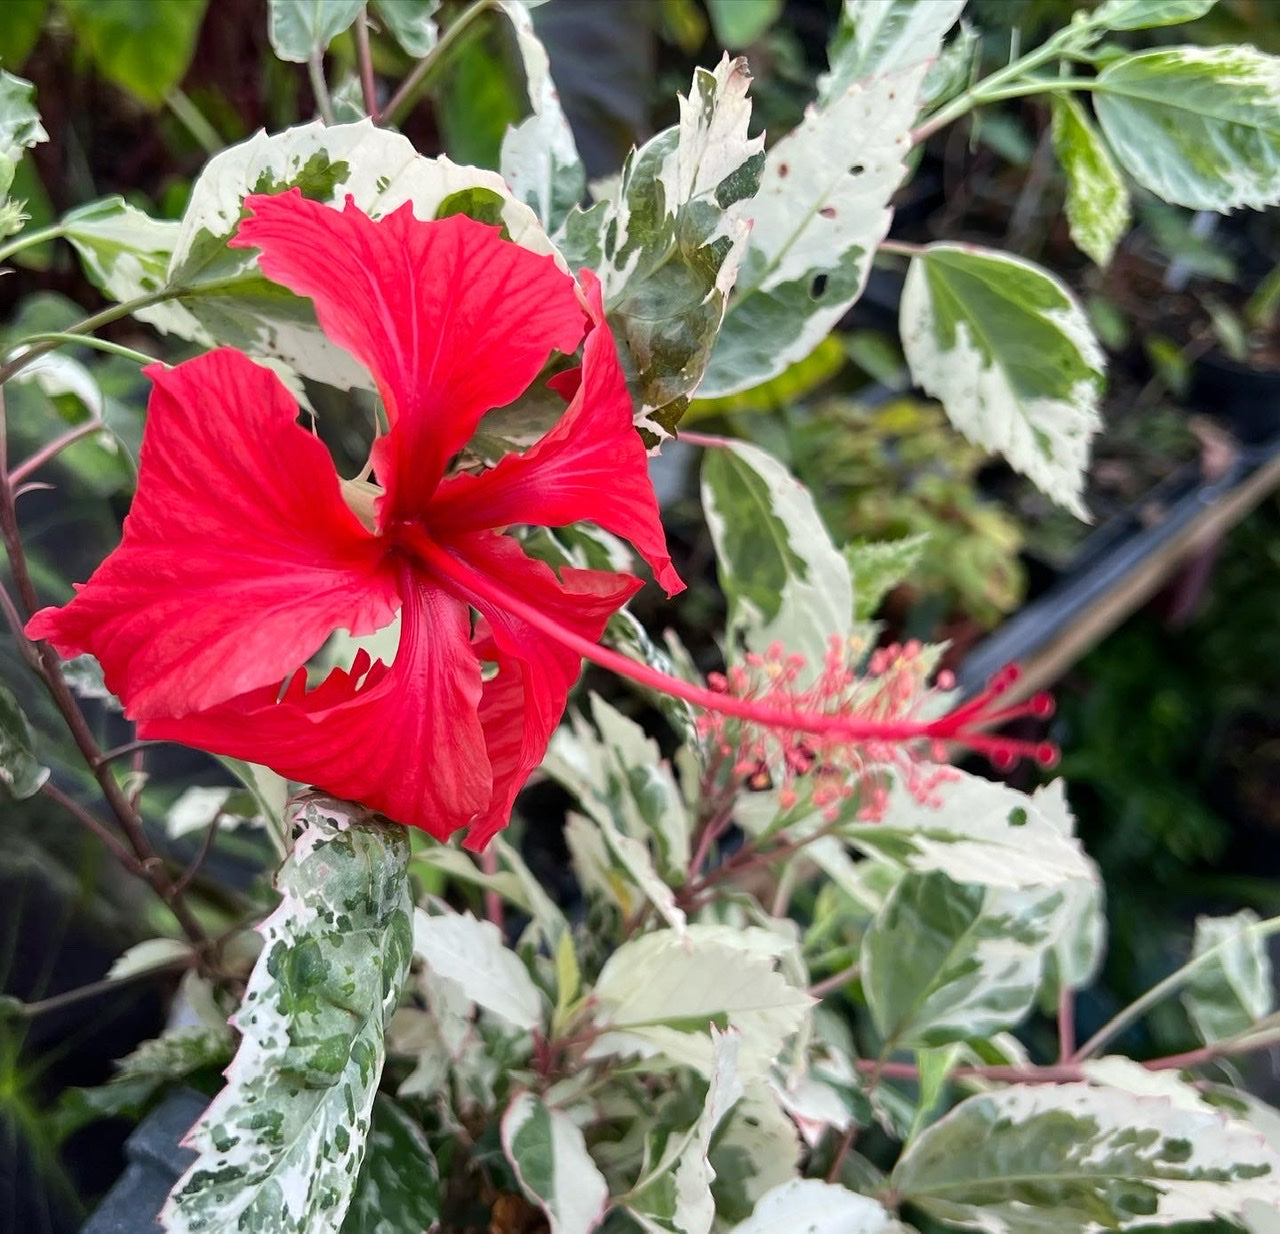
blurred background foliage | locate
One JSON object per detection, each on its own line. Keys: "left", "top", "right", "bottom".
{"left": 1, "top": 0, "right": 1279, "bottom": 1226}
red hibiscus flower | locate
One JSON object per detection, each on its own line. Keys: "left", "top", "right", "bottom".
{"left": 27, "top": 189, "right": 682, "bottom": 850}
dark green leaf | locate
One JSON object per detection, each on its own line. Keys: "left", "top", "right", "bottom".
{"left": 340, "top": 1096, "right": 441, "bottom": 1234}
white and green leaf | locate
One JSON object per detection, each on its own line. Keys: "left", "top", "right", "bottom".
{"left": 1182, "top": 909, "right": 1274, "bottom": 1045}
{"left": 163, "top": 798, "right": 413, "bottom": 1234}
{"left": 899, "top": 243, "right": 1104, "bottom": 519}
{"left": 728, "top": 1179, "right": 894, "bottom": 1234}
{"left": 558, "top": 57, "right": 763, "bottom": 438}
{"left": 702, "top": 439, "right": 852, "bottom": 674}
{"left": 1092, "top": 0, "right": 1217, "bottom": 31}
{"left": 701, "top": 62, "right": 926, "bottom": 397}
{"left": 502, "top": 1092, "right": 609, "bottom": 1234}
{"left": 339, "top": 1096, "right": 440, "bottom": 1234}
{"left": 1093, "top": 46, "right": 1280, "bottom": 212}
{"left": 0, "top": 69, "right": 46, "bottom": 168}
{"left": 268, "top": 0, "right": 364, "bottom": 62}
{"left": 1050, "top": 94, "right": 1130, "bottom": 268}
{"left": 819, "top": 0, "right": 967, "bottom": 102}
{"left": 893, "top": 1082, "right": 1280, "bottom": 1231}
{"left": 0, "top": 681, "right": 48, "bottom": 799}
{"left": 370, "top": 0, "right": 439, "bottom": 56}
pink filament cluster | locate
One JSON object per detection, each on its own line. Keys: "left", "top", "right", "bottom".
{"left": 699, "top": 638, "right": 1057, "bottom": 821}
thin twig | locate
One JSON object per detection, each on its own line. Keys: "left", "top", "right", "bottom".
{"left": 809, "top": 962, "right": 861, "bottom": 1000}
{"left": 41, "top": 781, "right": 144, "bottom": 874}
{"left": 355, "top": 11, "right": 378, "bottom": 115}
{"left": 172, "top": 811, "right": 223, "bottom": 896}
{"left": 9, "top": 420, "right": 104, "bottom": 487}
{"left": 10, "top": 954, "right": 193, "bottom": 1020}
{"left": 1057, "top": 986, "right": 1076, "bottom": 1062}
{"left": 96, "top": 738, "right": 160, "bottom": 768}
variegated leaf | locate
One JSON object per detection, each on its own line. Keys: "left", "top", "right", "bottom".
{"left": 1093, "top": 0, "right": 1217, "bottom": 31}
{"left": 558, "top": 57, "right": 763, "bottom": 438}
{"left": 728, "top": 1179, "right": 894, "bottom": 1234}
{"left": 268, "top": 0, "right": 363, "bottom": 62}
{"left": 0, "top": 69, "right": 46, "bottom": 168}
{"left": 899, "top": 244, "right": 1104, "bottom": 519}
{"left": 0, "top": 682, "right": 48, "bottom": 799}
{"left": 701, "top": 63, "right": 925, "bottom": 398}
{"left": 1050, "top": 95, "right": 1130, "bottom": 268}
{"left": 1182, "top": 909, "right": 1275, "bottom": 1044}
{"left": 503, "top": 1092, "right": 609, "bottom": 1234}
{"left": 819, "top": 0, "right": 967, "bottom": 101}
{"left": 163, "top": 799, "right": 412, "bottom": 1234}
{"left": 339, "top": 1096, "right": 440, "bottom": 1234}
{"left": 893, "top": 1082, "right": 1280, "bottom": 1231}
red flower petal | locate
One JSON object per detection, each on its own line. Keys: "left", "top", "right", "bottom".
{"left": 26, "top": 350, "right": 398, "bottom": 718}
{"left": 232, "top": 191, "right": 586, "bottom": 518}
{"left": 429, "top": 271, "right": 684, "bottom": 596}
{"left": 431, "top": 530, "right": 642, "bottom": 850}
{"left": 140, "top": 579, "right": 493, "bottom": 839}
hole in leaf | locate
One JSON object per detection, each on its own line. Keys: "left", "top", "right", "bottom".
{"left": 809, "top": 273, "right": 828, "bottom": 300}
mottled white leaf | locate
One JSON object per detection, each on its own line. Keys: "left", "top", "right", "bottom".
{"left": 1051, "top": 95, "right": 1130, "bottom": 267}
{"left": 107, "top": 938, "right": 192, "bottom": 981}
{"left": 588, "top": 927, "right": 813, "bottom": 1079}
{"left": 370, "top": 0, "right": 438, "bottom": 56}
{"left": 502, "top": 1092, "right": 608, "bottom": 1234}
{"left": 412, "top": 909, "right": 542, "bottom": 1030}
{"left": 847, "top": 771, "right": 1098, "bottom": 890}
{"left": 702, "top": 440, "right": 852, "bottom": 675}
{"left": 163, "top": 799, "right": 413, "bottom": 1234}
{"left": 10, "top": 350, "right": 105, "bottom": 417}
{"left": 498, "top": 0, "right": 584, "bottom": 232}
{"left": 728, "top": 1179, "right": 894, "bottom": 1234}
{"left": 559, "top": 57, "right": 763, "bottom": 437}
{"left": 709, "top": 1080, "right": 802, "bottom": 1220}
{"left": 0, "top": 682, "right": 47, "bottom": 799}
{"left": 268, "top": 0, "right": 364, "bottom": 62}
{"left": 702, "top": 63, "right": 925, "bottom": 397}
{"left": 340, "top": 1096, "right": 440, "bottom": 1234}
{"left": 0, "top": 69, "right": 46, "bottom": 166}
{"left": 1093, "top": 0, "right": 1217, "bottom": 31}
{"left": 63, "top": 197, "right": 183, "bottom": 322}
{"left": 1094, "top": 46, "right": 1280, "bottom": 212}
{"left": 1183, "top": 909, "right": 1274, "bottom": 1044}
{"left": 894, "top": 1082, "right": 1280, "bottom": 1232}
{"left": 862, "top": 870, "right": 1068, "bottom": 1047}
{"left": 900, "top": 243, "right": 1104, "bottom": 519}
{"left": 819, "top": 0, "right": 967, "bottom": 101}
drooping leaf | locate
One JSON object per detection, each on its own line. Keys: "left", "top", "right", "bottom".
{"left": 69, "top": 122, "right": 550, "bottom": 393}
{"left": 163, "top": 798, "right": 413, "bottom": 1234}
{"left": 412, "top": 909, "right": 542, "bottom": 1030}
{"left": 558, "top": 57, "right": 763, "bottom": 439}
{"left": 268, "top": 0, "right": 364, "bottom": 62}
{"left": 106, "top": 938, "right": 192, "bottom": 981}
{"left": 893, "top": 1082, "right": 1280, "bottom": 1231}
{"left": 498, "top": 0, "right": 585, "bottom": 232}
{"left": 59, "top": 0, "right": 209, "bottom": 108}
{"left": 1050, "top": 94, "right": 1130, "bottom": 268}
{"left": 0, "top": 69, "right": 46, "bottom": 166}
{"left": 861, "top": 870, "right": 1068, "bottom": 1048}
{"left": 1093, "top": 46, "right": 1280, "bottom": 213}
{"left": 819, "top": 0, "right": 967, "bottom": 101}
{"left": 727, "top": 1179, "right": 893, "bottom": 1234}
{"left": 1182, "top": 909, "right": 1274, "bottom": 1045}
{"left": 1093, "top": 0, "right": 1217, "bottom": 30}
{"left": 339, "top": 1096, "right": 441, "bottom": 1234}
{"left": 588, "top": 927, "right": 812, "bottom": 1079}
{"left": 706, "top": 0, "right": 783, "bottom": 49}
{"left": 502, "top": 1092, "right": 609, "bottom": 1234}
{"left": 899, "top": 244, "right": 1104, "bottom": 519}
{"left": 845, "top": 534, "right": 929, "bottom": 621}
{"left": 0, "top": 682, "right": 48, "bottom": 799}
{"left": 370, "top": 0, "right": 439, "bottom": 57}
{"left": 701, "top": 63, "right": 926, "bottom": 398}
{"left": 702, "top": 440, "right": 853, "bottom": 675}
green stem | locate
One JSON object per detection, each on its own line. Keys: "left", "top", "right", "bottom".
{"left": 309, "top": 51, "right": 336, "bottom": 124}
{"left": 377, "top": 0, "right": 500, "bottom": 128}
{"left": 15, "top": 332, "right": 158, "bottom": 368}
{"left": 1071, "top": 914, "right": 1280, "bottom": 1061}
{"left": 165, "top": 87, "right": 223, "bottom": 155}
{"left": 0, "top": 222, "right": 66, "bottom": 267}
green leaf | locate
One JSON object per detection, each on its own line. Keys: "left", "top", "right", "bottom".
{"left": 588, "top": 926, "right": 812, "bottom": 1079}
{"left": 727, "top": 1179, "right": 893, "bottom": 1234}
{"left": 370, "top": 0, "right": 439, "bottom": 56}
{"left": 1050, "top": 94, "right": 1130, "bottom": 268}
{"left": 819, "top": 0, "right": 966, "bottom": 101}
{"left": 844, "top": 534, "right": 929, "bottom": 621}
{"left": 339, "top": 1096, "right": 441, "bottom": 1234}
{"left": 1093, "top": 0, "right": 1217, "bottom": 30}
{"left": 701, "top": 62, "right": 925, "bottom": 398}
{"left": 899, "top": 244, "right": 1104, "bottom": 519}
{"left": 59, "top": 0, "right": 209, "bottom": 107}
{"left": 702, "top": 440, "right": 852, "bottom": 675}
{"left": 1093, "top": 46, "right": 1280, "bottom": 212}
{"left": 893, "top": 1082, "right": 1280, "bottom": 1231}
{"left": 0, "top": 682, "right": 47, "bottom": 799}
{"left": 0, "top": 0, "right": 47, "bottom": 71}
{"left": 163, "top": 798, "right": 413, "bottom": 1234}
{"left": 559, "top": 56, "right": 764, "bottom": 439}
{"left": 502, "top": 1092, "right": 609, "bottom": 1234}
{"left": 268, "top": 0, "right": 364, "bottom": 62}
{"left": 0, "top": 69, "right": 46, "bottom": 165}
{"left": 861, "top": 870, "right": 1068, "bottom": 1048}
{"left": 706, "top": 0, "right": 783, "bottom": 49}
{"left": 686, "top": 335, "right": 845, "bottom": 420}
{"left": 412, "top": 908, "right": 542, "bottom": 1029}
{"left": 497, "top": 0, "right": 584, "bottom": 232}
{"left": 1182, "top": 910, "right": 1274, "bottom": 1045}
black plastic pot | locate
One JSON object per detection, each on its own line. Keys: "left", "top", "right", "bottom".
{"left": 1191, "top": 351, "right": 1280, "bottom": 446}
